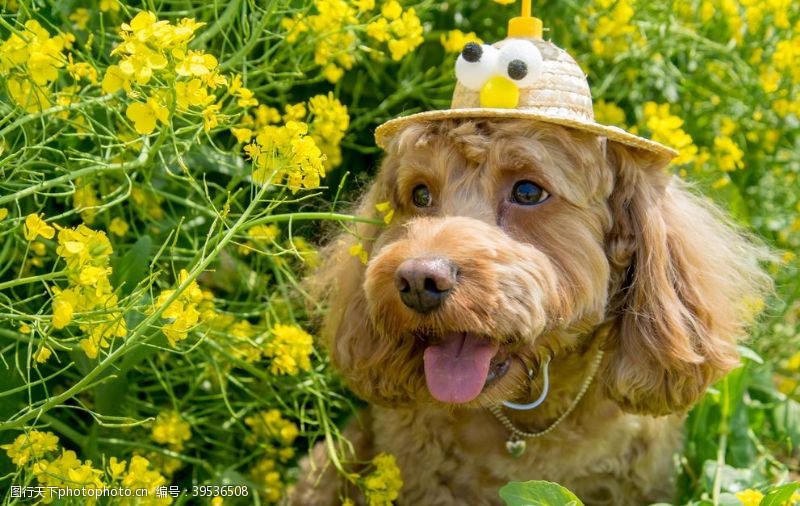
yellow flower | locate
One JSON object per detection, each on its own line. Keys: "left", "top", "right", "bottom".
{"left": 101, "top": 64, "right": 131, "bottom": 95}
{"left": 248, "top": 224, "right": 280, "bottom": 242}
{"left": 175, "top": 79, "right": 213, "bottom": 109}
{"left": 493, "top": 0, "right": 516, "bottom": 4}
{"left": 120, "top": 456, "right": 169, "bottom": 501}
{"left": 381, "top": 1, "right": 403, "bottom": 20}
{"left": 153, "top": 269, "right": 205, "bottom": 346}
{"left": 99, "top": 0, "right": 120, "bottom": 12}
{"left": 35, "top": 346, "right": 52, "bottom": 363}
{"left": 264, "top": 324, "right": 314, "bottom": 376}
{"left": 151, "top": 411, "right": 192, "bottom": 451}
{"left": 126, "top": 96, "right": 170, "bottom": 135}
{"left": 244, "top": 410, "right": 299, "bottom": 446}
{"left": 1, "top": 430, "right": 59, "bottom": 466}
{"left": 440, "top": 30, "right": 483, "bottom": 53}
{"left": 108, "top": 457, "right": 127, "bottom": 479}
{"left": 202, "top": 104, "right": 221, "bottom": 132}
{"left": 642, "top": 102, "right": 697, "bottom": 165}
{"left": 283, "top": 102, "right": 307, "bottom": 123}
{"left": 735, "top": 489, "right": 764, "bottom": 506}
{"left": 714, "top": 136, "right": 745, "bottom": 172}
{"left": 66, "top": 54, "right": 98, "bottom": 83}
{"left": 52, "top": 287, "right": 79, "bottom": 329}
{"left": 174, "top": 49, "right": 218, "bottom": 77}
{"left": 362, "top": 453, "right": 403, "bottom": 506}
{"left": 69, "top": 8, "right": 91, "bottom": 30}
{"left": 7, "top": 77, "right": 51, "bottom": 112}
{"left": 19, "top": 323, "right": 31, "bottom": 334}
{"left": 0, "top": 208, "right": 8, "bottom": 221}
{"left": 594, "top": 100, "right": 627, "bottom": 127}
{"left": 24, "top": 214, "right": 55, "bottom": 241}
{"left": 231, "top": 127, "right": 253, "bottom": 143}
{"left": 108, "top": 217, "right": 129, "bottom": 237}
{"left": 375, "top": 201, "right": 395, "bottom": 224}
{"left": 349, "top": 242, "right": 368, "bottom": 265}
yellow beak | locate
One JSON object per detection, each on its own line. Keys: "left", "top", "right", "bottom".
{"left": 479, "top": 76, "right": 520, "bottom": 109}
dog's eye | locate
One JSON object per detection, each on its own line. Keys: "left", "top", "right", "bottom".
{"left": 412, "top": 184, "right": 432, "bottom": 207}
{"left": 511, "top": 181, "right": 549, "bottom": 205}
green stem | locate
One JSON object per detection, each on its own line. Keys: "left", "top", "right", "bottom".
{"left": 0, "top": 270, "right": 66, "bottom": 291}
{"left": 40, "top": 413, "right": 88, "bottom": 449}
{"left": 0, "top": 156, "right": 146, "bottom": 207}
{"left": 0, "top": 94, "right": 117, "bottom": 137}
{"left": 0, "top": 181, "right": 271, "bottom": 432}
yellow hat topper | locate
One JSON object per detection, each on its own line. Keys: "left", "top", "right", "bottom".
{"left": 374, "top": 0, "right": 679, "bottom": 159}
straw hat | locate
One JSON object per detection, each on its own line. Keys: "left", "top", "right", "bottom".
{"left": 374, "top": 2, "right": 678, "bottom": 159}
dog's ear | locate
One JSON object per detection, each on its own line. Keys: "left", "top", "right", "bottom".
{"left": 311, "top": 179, "right": 421, "bottom": 406}
{"left": 602, "top": 142, "right": 771, "bottom": 416}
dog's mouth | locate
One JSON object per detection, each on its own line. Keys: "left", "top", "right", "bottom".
{"left": 421, "top": 331, "right": 511, "bottom": 404}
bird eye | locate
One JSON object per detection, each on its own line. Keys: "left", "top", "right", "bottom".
{"left": 412, "top": 184, "right": 432, "bottom": 207}
{"left": 511, "top": 181, "right": 549, "bottom": 206}
{"left": 455, "top": 43, "right": 499, "bottom": 91}
{"left": 497, "top": 40, "right": 543, "bottom": 88}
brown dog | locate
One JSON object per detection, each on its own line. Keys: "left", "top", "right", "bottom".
{"left": 291, "top": 10, "right": 771, "bottom": 503}
{"left": 290, "top": 118, "right": 770, "bottom": 505}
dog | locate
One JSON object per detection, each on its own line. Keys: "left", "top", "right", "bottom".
{"left": 290, "top": 16, "right": 770, "bottom": 506}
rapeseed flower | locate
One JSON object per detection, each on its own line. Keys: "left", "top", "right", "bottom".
{"left": 735, "top": 489, "right": 764, "bottom": 506}
{"left": 126, "top": 96, "right": 170, "bottom": 134}
{"left": 24, "top": 214, "right": 55, "bottom": 241}
{"left": 264, "top": 324, "right": 313, "bottom": 376}
{"left": 642, "top": 102, "right": 697, "bottom": 165}
{"left": 2, "top": 430, "right": 59, "bottom": 466}
{"left": 714, "top": 136, "right": 745, "bottom": 172}
{"left": 440, "top": 30, "right": 483, "bottom": 53}
{"left": 349, "top": 242, "right": 368, "bottom": 264}
{"left": 151, "top": 411, "right": 192, "bottom": 451}
{"left": 153, "top": 269, "right": 206, "bottom": 346}
{"left": 362, "top": 453, "right": 403, "bottom": 506}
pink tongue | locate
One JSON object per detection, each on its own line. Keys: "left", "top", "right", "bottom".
{"left": 423, "top": 332, "right": 499, "bottom": 404}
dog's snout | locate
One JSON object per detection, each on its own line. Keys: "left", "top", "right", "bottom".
{"left": 394, "top": 257, "right": 458, "bottom": 313}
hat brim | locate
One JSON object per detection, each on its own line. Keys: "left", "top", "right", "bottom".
{"left": 374, "top": 108, "right": 678, "bottom": 159}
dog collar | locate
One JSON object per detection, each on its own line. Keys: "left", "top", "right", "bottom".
{"left": 488, "top": 349, "right": 604, "bottom": 458}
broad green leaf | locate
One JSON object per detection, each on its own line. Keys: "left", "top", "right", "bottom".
{"left": 702, "top": 461, "right": 754, "bottom": 494}
{"left": 759, "top": 482, "right": 800, "bottom": 506}
{"left": 499, "top": 481, "right": 584, "bottom": 506}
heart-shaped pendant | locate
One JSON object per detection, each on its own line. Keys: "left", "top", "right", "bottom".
{"left": 505, "top": 438, "right": 526, "bottom": 458}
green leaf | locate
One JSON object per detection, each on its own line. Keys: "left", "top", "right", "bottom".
{"left": 759, "top": 482, "right": 800, "bottom": 506}
{"left": 499, "top": 481, "right": 584, "bottom": 506}
{"left": 111, "top": 235, "right": 153, "bottom": 296}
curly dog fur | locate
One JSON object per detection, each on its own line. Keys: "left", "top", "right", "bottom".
{"left": 290, "top": 119, "right": 770, "bottom": 505}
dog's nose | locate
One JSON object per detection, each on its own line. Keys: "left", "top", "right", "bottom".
{"left": 394, "top": 257, "right": 458, "bottom": 313}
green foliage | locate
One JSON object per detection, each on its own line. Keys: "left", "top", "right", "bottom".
{"left": 0, "top": 0, "right": 799, "bottom": 504}
{"left": 499, "top": 480, "right": 584, "bottom": 506}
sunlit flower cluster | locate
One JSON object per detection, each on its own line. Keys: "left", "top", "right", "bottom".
{"left": 360, "top": 453, "right": 404, "bottom": 506}
{"left": 2, "top": 430, "right": 171, "bottom": 505}
{"left": 585, "top": 0, "right": 640, "bottom": 59}
{"left": 103, "top": 11, "right": 231, "bottom": 134}
{"left": 264, "top": 323, "right": 314, "bottom": 375}
{"left": 152, "top": 269, "right": 206, "bottom": 346}
{"left": 151, "top": 411, "right": 192, "bottom": 451}
{"left": 244, "top": 120, "right": 326, "bottom": 192}
{"left": 641, "top": 102, "right": 697, "bottom": 166}
{"left": 0, "top": 20, "right": 78, "bottom": 112}
{"left": 440, "top": 30, "right": 483, "bottom": 54}
{"left": 282, "top": 0, "right": 424, "bottom": 83}
{"left": 49, "top": 222, "right": 127, "bottom": 359}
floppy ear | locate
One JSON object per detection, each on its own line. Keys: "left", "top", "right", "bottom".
{"left": 311, "top": 179, "right": 422, "bottom": 407}
{"left": 602, "top": 142, "right": 771, "bottom": 416}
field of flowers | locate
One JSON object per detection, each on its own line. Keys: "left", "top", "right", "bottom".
{"left": 0, "top": 0, "right": 798, "bottom": 504}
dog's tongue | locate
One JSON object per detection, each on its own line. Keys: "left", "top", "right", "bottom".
{"left": 423, "top": 332, "right": 499, "bottom": 404}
